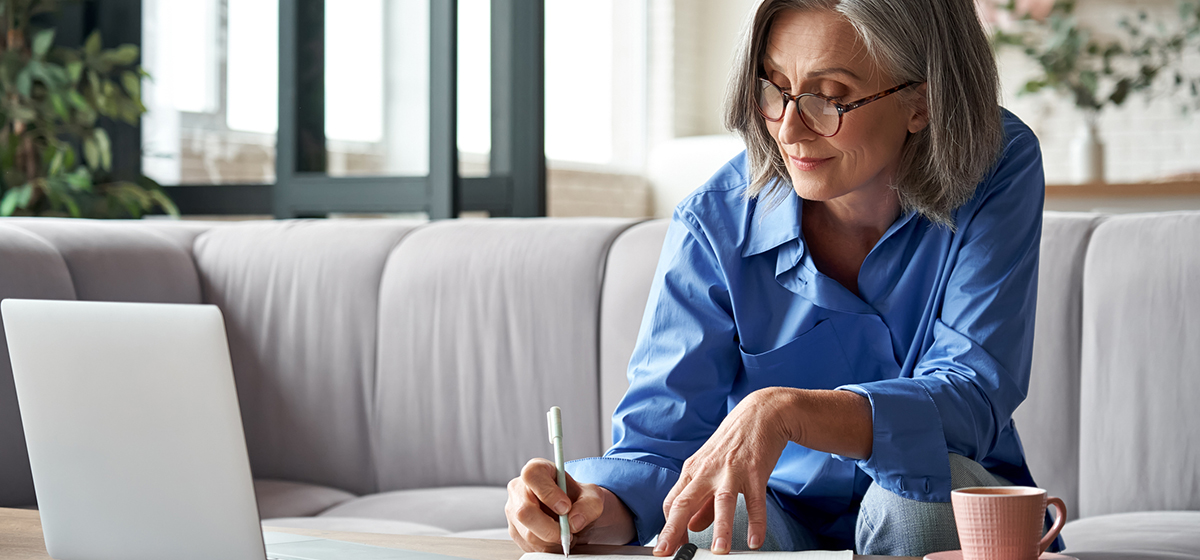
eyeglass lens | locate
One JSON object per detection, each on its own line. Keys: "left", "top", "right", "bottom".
{"left": 756, "top": 80, "right": 840, "bottom": 136}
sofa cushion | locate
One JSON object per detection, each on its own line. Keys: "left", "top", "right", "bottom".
{"left": 254, "top": 478, "right": 356, "bottom": 519}
{"left": 262, "top": 517, "right": 451, "bottom": 536}
{"left": 1062, "top": 511, "right": 1200, "bottom": 560}
{"left": 193, "top": 220, "right": 421, "bottom": 495}
{"left": 318, "top": 487, "right": 509, "bottom": 533}
{"left": 6, "top": 218, "right": 206, "bottom": 304}
{"left": 1078, "top": 212, "right": 1200, "bottom": 518}
{"left": 373, "top": 218, "right": 637, "bottom": 491}
{"left": 598, "top": 219, "right": 669, "bottom": 447}
{"left": 0, "top": 223, "right": 76, "bottom": 507}
{"left": 1014, "top": 212, "right": 1103, "bottom": 521}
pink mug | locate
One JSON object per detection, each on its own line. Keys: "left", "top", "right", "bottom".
{"left": 951, "top": 486, "right": 1067, "bottom": 560}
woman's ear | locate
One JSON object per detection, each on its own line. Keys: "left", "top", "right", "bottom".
{"left": 907, "top": 82, "right": 930, "bottom": 134}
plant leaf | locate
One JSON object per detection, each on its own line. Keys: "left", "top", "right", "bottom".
{"left": 150, "top": 189, "right": 180, "bottom": 217}
{"left": 84, "top": 31, "right": 102, "bottom": 57}
{"left": 66, "top": 167, "right": 92, "bottom": 191}
{"left": 48, "top": 149, "right": 64, "bottom": 176}
{"left": 1110, "top": 78, "right": 1132, "bottom": 105}
{"left": 66, "top": 60, "right": 83, "bottom": 84}
{"left": 62, "top": 145, "right": 76, "bottom": 172}
{"left": 106, "top": 45, "right": 139, "bottom": 66}
{"left": 32, "top": 29, "right": 55, "bottom": 58}
{"left": 0, "top": 190, "right": 18, "bottom": 216}
{"left": 83, "top": 137, "right": 100, "bottom": 170}
{"left": 50, "top": 93, "right": 68, "bottom": 120}
{"left": 95, "top": 128, "right": 112, "bottom": 171}
{"left": 16, "top": 67, "right": 32, "bottom": 98}
{"left": 63, "top": 196, "right": 80, "bottom": 218}
{"left": 120, "top": 70, "right": 139, "bottom": 98}
{"left": 68, "top": 90, "right": 88, "bottom": 110}
{"left": 1, "top": 184, "right": 32, "bottom": 216}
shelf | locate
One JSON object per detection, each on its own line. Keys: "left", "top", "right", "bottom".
{"left": 1045, "top": 181, "right": 1200, "bottom": 198}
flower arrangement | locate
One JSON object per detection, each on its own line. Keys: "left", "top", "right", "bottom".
{"left": 991, "top": 0, "right": 1200, "bottom": 113}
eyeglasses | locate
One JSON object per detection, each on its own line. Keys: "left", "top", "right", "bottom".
{"left": 755, "top": 78, "right": 920, "bottom": 137}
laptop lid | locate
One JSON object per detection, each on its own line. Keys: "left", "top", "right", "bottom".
{"left": 2, "top": 299, "right": 265, "bottom": 560}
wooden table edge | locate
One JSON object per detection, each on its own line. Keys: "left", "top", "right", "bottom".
{"left": 1, "top": 507, "right": 913, "bottom": 560}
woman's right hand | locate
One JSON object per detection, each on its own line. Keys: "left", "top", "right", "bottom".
{"left": 505, "top": 458, "right": 638, "bottom": 552}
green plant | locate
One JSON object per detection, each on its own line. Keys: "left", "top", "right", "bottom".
{"left": 993, "top": 0, "right": 1200, "bottom": 113}
{"left": 0, "top": 0, "right": 177, "bottom": 218}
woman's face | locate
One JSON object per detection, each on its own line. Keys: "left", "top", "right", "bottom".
{"left": 761, "top": 9, "right": 927, "bottom": 205}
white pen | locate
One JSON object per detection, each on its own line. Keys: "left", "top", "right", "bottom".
{"left": 547, "top": 406, "right": 570, "bottom": 557}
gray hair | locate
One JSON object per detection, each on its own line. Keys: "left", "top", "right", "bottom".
{"left": 724, "top": 0, "right": 1003, "bottom": 227}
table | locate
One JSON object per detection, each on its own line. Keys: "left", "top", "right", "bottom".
{"left": 0, "top": 507, "right": 914, "bottom": 560}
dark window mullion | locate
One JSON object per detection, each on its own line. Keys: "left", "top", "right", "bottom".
{"left": 428, "top": 0, "right": 459, "bottom": 219}
{"left": 274, "top": 0, "right": 298, "bottom": 217}
{"left": 489, "top": 0, "right": 544, "bottom": 218}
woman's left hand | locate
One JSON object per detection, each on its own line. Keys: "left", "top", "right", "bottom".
{"left": 653, "top": 387, "right": 797, "bottom": 556}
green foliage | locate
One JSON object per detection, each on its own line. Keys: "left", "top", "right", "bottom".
{"left": 0, "top": 0, "right": 177, "bottom": 218}
{"left": 992, "top": 0, "right": 1200, "bottom": 114}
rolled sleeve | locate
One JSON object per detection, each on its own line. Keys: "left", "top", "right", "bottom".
{"left": 566, "top": 456, "right": 680, "bottom": 545}
{"left": 836, "top": 129, "right": 1044, "bottom": 502}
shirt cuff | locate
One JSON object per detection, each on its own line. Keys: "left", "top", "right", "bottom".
{"left": 834, "top": 380, "right": 952, "bottom": 502}
{"left": 566, "top": 456, "right": 680, "bottom": 545}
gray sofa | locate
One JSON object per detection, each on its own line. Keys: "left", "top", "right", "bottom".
{"left": 0, "top": 213, "right": 1196, "bottom": 558}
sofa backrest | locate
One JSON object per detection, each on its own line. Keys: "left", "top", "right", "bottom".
{"left": 2, "top": 211, "right": 1193, "bottom": 520}
{"left": 1077, "top": 211, "right": 1200, "bottom": 518}
{"left": 372, "top": 218, "right": 636, "bottom": 491}
{"left": 0, "top": 219, "right": 212, "bottom": 507}
{"left": 598, "top": 220, "right": 670, "bottom": 446}
{"left": 0, "top": 217, "right": 638, "bottom": 503}
{"left": 1015, "top": 212, "right": 1104, "bottom": 521}
{"left": 5, "top": 218, "right": 207, "bottom": 304}
{"left": 193, "top": 220, "right": 421, "bottom": 496}
{"left": 0, "top": 223, "right": 76, "bottom": 506}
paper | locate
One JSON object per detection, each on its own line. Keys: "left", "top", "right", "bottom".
{"left": 521, "top": 549, "right": 851, "bottom": 560}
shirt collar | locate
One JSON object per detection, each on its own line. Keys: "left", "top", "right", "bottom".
{"left": 741, "top": 186, "right": 801, "bottom": 258}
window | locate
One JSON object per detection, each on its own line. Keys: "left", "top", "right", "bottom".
{"left": 139, "top": 0, "right": 545, "bottom": 218}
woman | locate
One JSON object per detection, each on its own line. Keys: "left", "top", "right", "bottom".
{"left": 506, "top": 0, "right": 1051, "bottom": 556}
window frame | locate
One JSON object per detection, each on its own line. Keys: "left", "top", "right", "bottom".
{"left": 132, "top": 0, "right": 546, "bottom": 218}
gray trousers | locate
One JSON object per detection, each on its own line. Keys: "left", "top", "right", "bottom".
{"left": 686, "top": 454, "right": 1008, "bottom": 556}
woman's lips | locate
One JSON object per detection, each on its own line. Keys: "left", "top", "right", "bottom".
{"left": 789, "top": 155, "right": 833, "bottom": 171}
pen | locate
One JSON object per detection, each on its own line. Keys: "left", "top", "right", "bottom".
{"left": 547, "top": 406, "right": 570, "bottom": 557}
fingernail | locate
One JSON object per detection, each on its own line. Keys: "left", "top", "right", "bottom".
{"left": 570, "top": 514, "right": 584, "bottom": 532}
{"left": 654, "top": 541, "right": 667, "bottom": 554}
{"left": 713, "top": 537, "right": 728, "bottom": 553}
{"left": 748, "top": 535, "right": 762, "bottom": 550}
{"left": 555, "top": 500, "right": 570, "bottom": 515}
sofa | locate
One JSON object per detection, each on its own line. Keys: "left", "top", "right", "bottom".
{"left": 0, "top": 212, "right": 1196, "bottom": 558}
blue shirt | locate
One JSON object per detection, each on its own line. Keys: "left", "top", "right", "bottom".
{"left": 567, "top": 111, "right": 1047, "bottom": 549}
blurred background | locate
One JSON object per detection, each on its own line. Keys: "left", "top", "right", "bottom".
{"left": 4, "top": 0, "right": 1198, "bottom": 220}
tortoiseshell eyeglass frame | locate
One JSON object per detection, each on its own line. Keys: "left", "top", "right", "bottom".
{"left": 756, "top": 78, "right": 922, "bottom": 137}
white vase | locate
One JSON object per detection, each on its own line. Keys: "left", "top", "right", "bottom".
{"left": 1068, "top": 111, "right": 1105, "bottom": 184}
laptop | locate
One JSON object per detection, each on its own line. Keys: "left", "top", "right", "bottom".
{"left": 2, "top": 299, "right": 461, "bottom": 560}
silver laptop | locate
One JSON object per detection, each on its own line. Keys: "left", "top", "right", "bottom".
{"left": 2, "top": 299, "right": 457, "bottom": 560}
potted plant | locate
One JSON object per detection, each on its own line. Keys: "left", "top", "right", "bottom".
{"left": 992, "top": 0, "right": 1200, "bottom": 183}
{"left": 0, "top": 0, "right": 177, "bottom": 218}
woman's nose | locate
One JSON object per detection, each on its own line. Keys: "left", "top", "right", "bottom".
{"left": 776, "top": 100, "right": 818, "bottom": 145}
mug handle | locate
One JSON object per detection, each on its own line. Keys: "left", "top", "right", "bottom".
{"left": 1038, "top": 496, "right": 1067, "bottom": 555}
